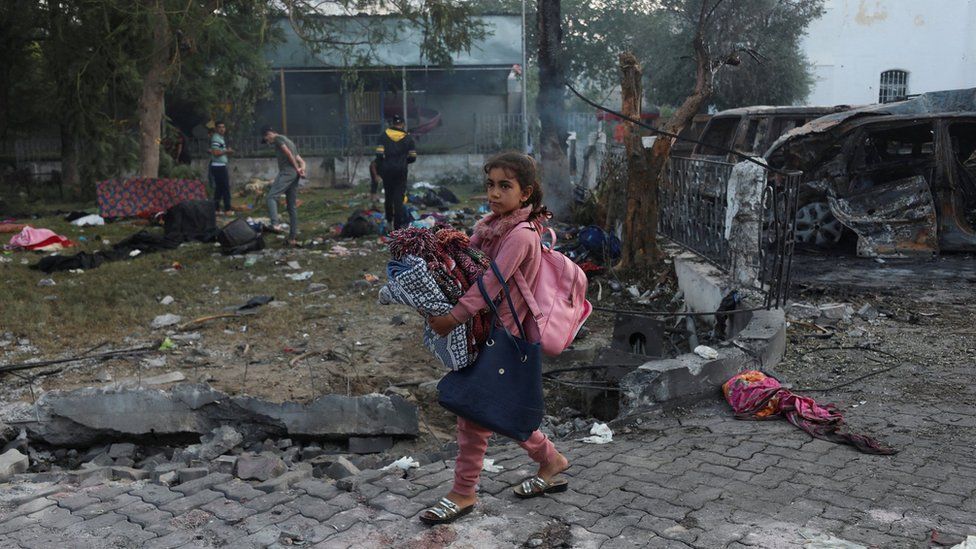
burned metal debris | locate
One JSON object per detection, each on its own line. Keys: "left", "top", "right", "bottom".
{"left": 765, "top": 88, "right": 976, "bottom": 256}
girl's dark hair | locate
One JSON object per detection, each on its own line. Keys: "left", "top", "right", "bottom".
{"left": 483, "top": 151, "right": 551, "bottom": 222}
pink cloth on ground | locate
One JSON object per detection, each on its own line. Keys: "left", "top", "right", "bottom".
{"left": 452, "top": 416, "right": 557, "bottom": 496}
{"left": 7, "top": 226, "right": 72, "bottom": 250}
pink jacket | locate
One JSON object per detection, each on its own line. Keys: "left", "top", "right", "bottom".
{"left": 450, "top": 208, "right": 541, "bottom": 342}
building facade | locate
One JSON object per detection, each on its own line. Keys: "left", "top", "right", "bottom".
{"left": 254, "top": 15, "right": 524, "bottom": 155}
{"left": 801, "top": 0, "right": 976, "bottom": 106}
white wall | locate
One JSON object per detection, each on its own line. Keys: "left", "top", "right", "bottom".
{"left": 802, "top": 0, "right": 976, "bottom": 105}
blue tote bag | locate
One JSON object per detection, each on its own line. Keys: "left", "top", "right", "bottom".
{"left": 437, "top": 263, "right": 544, "bottom": 441}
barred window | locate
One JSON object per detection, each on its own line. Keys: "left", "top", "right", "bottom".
{"left": 879, "top": 70, "right": 909, "bottom": 103}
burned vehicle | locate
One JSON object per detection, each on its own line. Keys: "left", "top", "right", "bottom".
{"left": 691, "top": 105, "right": 853, "bottom": 161}
{"left": 765, "top": 89, "right": 976, "bottom": 256}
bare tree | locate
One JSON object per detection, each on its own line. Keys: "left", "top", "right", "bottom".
{"left": 618, "top": 0, "right": 771, "bottom": 271}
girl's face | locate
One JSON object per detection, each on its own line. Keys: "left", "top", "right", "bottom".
{"left": 485, "top": 167, "right": 532, "bottom": 216}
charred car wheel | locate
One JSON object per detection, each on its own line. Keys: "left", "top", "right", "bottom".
{"left": 795, "top": 201, "right": 844, "bottom": 248}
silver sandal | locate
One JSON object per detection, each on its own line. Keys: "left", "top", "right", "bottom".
{"left": 419, "top": 497, "right": 474, "bottom": 525}
{"left": 513, "top": 476, "right": 569, "bottom": 499}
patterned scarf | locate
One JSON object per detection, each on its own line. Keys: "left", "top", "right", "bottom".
{"left": 472, "top": 206, "right": 538, "bottom": 249}
{"left": 723, "top": 370, "right": 896, "bottom": 455}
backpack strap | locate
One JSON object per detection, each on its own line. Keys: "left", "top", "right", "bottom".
{"left": 508, "top": 221, "right": 546, "bottom": 322}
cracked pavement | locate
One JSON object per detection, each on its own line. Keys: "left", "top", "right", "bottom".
{"left": 1, "top": 398, "right": 974, "bottom": 549}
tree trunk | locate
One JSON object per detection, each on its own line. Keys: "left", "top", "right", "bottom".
{"left": 623, "top": 16, "right": 717, "bottom": 271}
{"left": 605, "top": 53, "right": 640, "bottom": 236}
{"left": 536, "top": 0, "right": 571, "bottom": 220}
{"left": 617, "top": 53, "right": 661, "bottom": 272}
{"left": 137, "top": 1, "right": 171, "bottom": 178}
{"left": 59, "top": 120, "right": 80, "bottom": 192}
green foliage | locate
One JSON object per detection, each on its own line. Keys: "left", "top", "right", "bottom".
{"left": 644, "top": 0, "right": 825, "bottom": 109}
{"left": 157, "top": 150, "right": 203, "bottom": 181}
{"left": 474, "top": 0, "right": 824, "bottom": 110}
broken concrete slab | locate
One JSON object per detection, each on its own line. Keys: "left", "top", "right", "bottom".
{"left": 0, "top": 449, "right": 29, "bottom": 481}
{"left": 108, "top": 443, "right": 136, "bottom": 459}
{"left": 178, "top": 468, "right": 210, "bottom": 483}
{"left": 618, "top": 309, "right": 786, "bottom": 416}
{"left": 253, "top": 465, "right": 311, "bottom": 493}
{"left": 819, "top": 303, "right": 853, "bottom": 322}
{"left": 324, "top": 456, "right": 360, "bottom": 480}
{"left": 858, "top": 303, "right": 879, "bottom": 321}
{"left": 196, "top": 426, "right": 243, "bottom": 461}
{"left": 348, "top": 436, "right": 393, "bottom": 455}
{"left": 7, "top": 384, "right": 418, "bottom": 446}
{"left": 112, "top": 466, "right": 150, "bottom": 481}
{"left": 213, "top": 456, "right": 237, "bottom": 475}
{"left": 233, "top": 392, "right": 418, "bottom": 438}
{"left": 787, "top": 302, "right": 821, "bottom": 320}
{"left": 235, "top": 453, "right": 286, "bottom": 482}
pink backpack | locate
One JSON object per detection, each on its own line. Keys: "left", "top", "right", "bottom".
{"left": 511, "top": 223, "right": 592, "bottom": 356}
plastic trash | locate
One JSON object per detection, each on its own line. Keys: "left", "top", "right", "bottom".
{"left": 581, "top": 422, "right": 613, "bottom": 444}
{"left": 694, "top": 345, "right": 719, "bottom": 360}
{"left": 381, "top": 456, "right": 420, "bottom": 471}
{"left": 482, "top": 459, "right": 504, "bottom": 473}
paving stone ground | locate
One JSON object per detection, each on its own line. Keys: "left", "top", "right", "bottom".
{"left": 1, "top": 394, "right": 975, "bottom": 549}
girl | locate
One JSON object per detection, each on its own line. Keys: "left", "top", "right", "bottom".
{"left": 421, "top": 152, "right": 570, "bottom": 525}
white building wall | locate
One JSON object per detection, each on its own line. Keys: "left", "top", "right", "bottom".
{"left": 801, "top": 0, "right": 976, "bottom": 106}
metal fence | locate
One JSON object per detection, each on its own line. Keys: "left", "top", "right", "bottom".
{"left": 756, "top": 170, "right": 802, "bottom": 308}
{"left": 598, "top": 145, "right": 801, "bottom": 308}
{"left": 660, "top": 156, "right": 736, "bottom": 270}
{"left": 187, "top": 134, "right": 374, "bottom": 158}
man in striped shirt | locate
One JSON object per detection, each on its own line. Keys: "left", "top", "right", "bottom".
{"left": 210, "top": 121, "right": 235, "bottom": 215}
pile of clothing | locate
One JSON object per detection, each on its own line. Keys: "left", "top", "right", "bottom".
{"left": 379, "top": 226, "right": 491, "bottom": 370}
{"left": 723, "top": 370, "right": 896, "bottom": 455}
{"left": 34, "top": 200, "right": 217, "bottom": 273}
{"left": 5, "top": 227, "right": 73, "bottom": 252}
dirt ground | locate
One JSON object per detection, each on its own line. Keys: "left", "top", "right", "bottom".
{"left": 778, "top": 254, "right": 976, "bottom": 437}
{"left": 0, "top": 184, "right": 624, "bottom": 446}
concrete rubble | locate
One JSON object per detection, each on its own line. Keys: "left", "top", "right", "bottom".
{"left": 0, "top": 383, "right": 418, "bottom": 446}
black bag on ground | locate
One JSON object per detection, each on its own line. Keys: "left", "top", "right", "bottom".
{"left": 218, "top": 218, "right": 265, "bottom": 255}
{"left": 164, "top": 200, "right": 217, "bottom": 243}
{"left": 340, "top": 211, "right": 380, "bottom": 238}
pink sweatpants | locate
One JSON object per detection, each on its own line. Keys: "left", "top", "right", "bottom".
{"left": 452, "top": 417, "right": 558, "bottom": 496}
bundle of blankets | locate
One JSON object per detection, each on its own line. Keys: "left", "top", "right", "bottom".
{"left": 723, "top": 370, "right": 896, "bottom": 455}
{"left": 379, "top": 226, "right": 491, "bottom": 370}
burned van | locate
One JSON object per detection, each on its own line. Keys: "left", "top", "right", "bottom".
{"left": 765, "top": 89, "right": 976, "bottom": 256}
{"left": 690, "top": 106, "right": 853, "bottom": 161}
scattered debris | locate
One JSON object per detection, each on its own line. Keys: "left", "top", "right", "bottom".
{"left": 381, "top": 456, "right": 420, "bottom": 471}
{"left": 482, "top": 458, "right": 504, "bottom": 473}
{"left": 151, "top": 314, "right": 182, "bottom": 329}
{"left": 580, "top": 423, "right": 613, "bottom": 444}
{"left": 160, "top": 295, "right": 175, "bottom": 305}
{"left": 285, "top": 271, "right": 314, "bottom": 281}
{"left": 693, "top": 345, "right": 719, "bottom": 360}
{"left": 0, "top": 448, "right": 28, "bottom": 480}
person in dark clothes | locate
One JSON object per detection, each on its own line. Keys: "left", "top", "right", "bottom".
{"left": 374, "top": 114, "right": 417, "bottom": 230}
